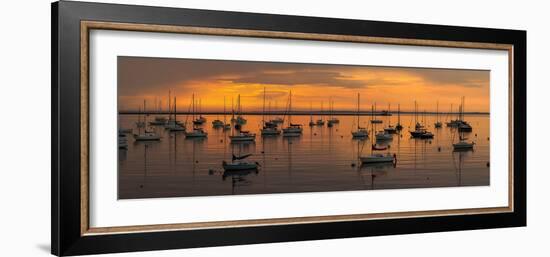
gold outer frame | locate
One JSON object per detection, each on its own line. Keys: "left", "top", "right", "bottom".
{"left": 80, "top": 20, "right": 514, "bottom": 236}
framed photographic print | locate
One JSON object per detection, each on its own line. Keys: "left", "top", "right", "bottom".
{"left": 51, "top": 1, "right": 526, "bottom": 256}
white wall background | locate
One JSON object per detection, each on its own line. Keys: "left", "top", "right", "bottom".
{"left": 0, "top": 0, "right": 547, "bottom": 256}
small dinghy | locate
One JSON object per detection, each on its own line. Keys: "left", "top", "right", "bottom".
{"left": 371, "top": 144, "right": 387, "bottom": 151}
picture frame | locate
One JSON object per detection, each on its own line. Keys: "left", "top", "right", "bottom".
{"left": 51, "top": 1, "right": 526, "bottom": 256}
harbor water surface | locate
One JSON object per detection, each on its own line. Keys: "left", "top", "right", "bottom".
{"left": 118, "top": 114, "right": 490, "bottom": 199}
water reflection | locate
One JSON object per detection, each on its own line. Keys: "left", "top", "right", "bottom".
{"left": 118, "top": 114, "right": 490, "bottom": 199}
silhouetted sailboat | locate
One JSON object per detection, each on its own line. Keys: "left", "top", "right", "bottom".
{"left": 395, "top": 104, "right": 403, "bottom": 131}
{"left": 166, "top": 97, "right": 185, "bottom": 131}
{"left": 383, "top": 103, "right": 397, "bottom": 134}
{"left": 315, "top": 102, "right": 325, "bottom": 126}
{"left": 327, "top": 99, "right": 339, "bottom": 126}
{"left": 351, "top": 93, "right": 369, "bottom": 138}
{"left": 370, "top": 102, "right": 383, "bottom": 124}
{"left": 434, "top": 101, "right": 442, "bottom": 128}
{"left": 185, "top": 94, "right": 208, "bottom": 138}
{"left": 134, "top": 99, "right": 161, "bottom": 141}
{"left": 260, "top": 87, "right": 281, "bottom": 136}
{"left": 282, "top": 90, "right": 303, "bottom": 136}
{"left": 360, "top": 115, "right": 396, "bottom": 164}
{"left": 409, "top": 101, "right": 434, "bottom": 139}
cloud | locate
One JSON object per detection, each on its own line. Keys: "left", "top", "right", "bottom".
{"left": 410, "top": 69, "right": 489, "bottom": 88}
{"left": 224, "top": 70, "right": 367, "bottom": 89}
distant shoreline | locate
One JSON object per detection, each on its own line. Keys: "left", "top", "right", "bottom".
{"left": 118, "top": 111, "right": 490, "bottom": 116}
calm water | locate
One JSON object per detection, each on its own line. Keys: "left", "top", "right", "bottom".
{"left": 118, "top": 114, "right": 490, "bottom": 199}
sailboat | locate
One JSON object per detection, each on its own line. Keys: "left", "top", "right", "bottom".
{"left": 165, "top": 97, "right": 186, "bottom": 131}
{"left": 453, "top": 136, "right": 475, "bottom": 150}
{"left": 315, "top": 102, "right": 325, "bottom": 126}
{"left": 269, "top": 100, "right": 284, "bottom": 124}
{"left": 327, "top": 99, "right": 339, "bottom": 125}
{"left": 308, "top": 102, "right": 315, "bottom": 126}
{"left": 229, "top": 130, "right": 256, "bottom": 142}
{"left": 231, "top": 94, "right": 247, "bottom": 126}
{"left": 229, "top": 94, "right": 256, "bottom": 142}
{"left": 370, "top": 102, "right": 383, "bottom": 124}
{"left": 434, "top": 101, "right": 442, "bottom": 128}
{"left": 260, "top": 87, "right": 281, "bottom": 136}
{"left": 453, "top": 119, "right": 475, "bottom": 151}
{"left": 360, "top": 115, "right": 396, "bottom": 164}
{"left": 150, "top": 92, "right": 169, "bottom": 125}
{"left": 222, "top": 96, "right": 231, "bottom": 130}
{"left": 118, "top": 132, "right": 128, "bottom": 149}
{"left": 212, "top": 118, "right": 224, "bottom": 128}
{"left": 457, "top": 96, "right": 473, "bottom": 132}
{"left": 383, "top": 103, "right": 397, "bottom": 134}
{"left": 351, "top": 93, "right": 369, "bottom": 138}
{"left": 282, "top": 90, "right": 303, "bottom": 136}
{"left": 135, "top": 105, "right": 145, "bottom": 128}
{"left": 395, "top": 104, "right": 403, "bottom": 131}
{"left": 446, "top": 103, "right": 463, "bottom": 127}
{"left": 185, "top": 94, "right": 208, "bottom": 138}
{"left": 409, "top": 101, "right": 434, "bottom": 139}
{"left": 222, "top": 153, "right": 258, "bottom": 171}
{"left": 193, "top": 98, "right": 207, "bottom": 125}
{"left": 134, "top": 99, "right": 161, "bottom": 141}
{"left": 211, "top": 97, "right": 224, "bottom": 128}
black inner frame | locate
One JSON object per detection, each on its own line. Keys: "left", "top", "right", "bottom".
{"left": 51, "top": 1, "right": 526, "bottom": 256}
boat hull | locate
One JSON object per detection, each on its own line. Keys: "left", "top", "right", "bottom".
{"left": 229, "top": 136, "right": 256, "bottom": 142}
{"left": 185, "top": 132, "right": 208, "bottom": 138}
{"left": 360, "top": 155, "right": 395, "bottom": 164}
{"left": 133, "top": 134, "right": 161, "bottom": 141}
{"left": 352, "top": 131, "right": 369, "bottom": 138}
{"left": 222, "top": 161, "right": 258, "bottom": 171}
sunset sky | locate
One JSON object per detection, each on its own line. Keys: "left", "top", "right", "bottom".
{"left": 118, "top": 56, "right": 490, "bottom": 113}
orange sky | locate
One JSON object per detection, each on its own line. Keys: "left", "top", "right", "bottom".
{"left": 118, "top": 57, "right": 490, "bottom": 113}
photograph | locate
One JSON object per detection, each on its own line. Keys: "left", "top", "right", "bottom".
{"left": 117, "top": 56, "right": 490, "bottom": 199}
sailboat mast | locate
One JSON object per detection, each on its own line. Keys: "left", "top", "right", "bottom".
{"left": 223, "top": 96, "right": 227, "bottom": 124}
{"left": 414, "top": 100, "right": 417, "bottom": 124}
{"left": 357, "top": 93, "right": 360, "bottom": 129}
{"left": 143, "top": 99, "right": 147, "bottom": 128}
{"left": 288, "top": 91, "right": 292, "bottom": 125}
{"left": 310, "top": 102, "right": 313, "bottom": 122}
{"left": 321, "top": 102, "right": 324, "bottom": 121}
{"left": 436, "top": 101, "right": 439, "bottom": 122}
{"left": 168, "top": 90, "right": 171, "bottom": 118}
{"left": 262, "top": 86, "right": 265, "bottom": 126}
{"left": 231, "top": 97, "right": 235, "bottom": 120}
{"left": 138, "top": 106, "right": 142, "bottom": 134}
{"left": 388, "top": 103, "right": 391, "bottom": 125}
{"left": 174, "top": 97, "right": 177, "bottom": 121}
{"left": 192, "top": 93, "right": 195, "bottom": 125}
{"left": 398, "top": 104, "right": 401, "bottom": 124}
